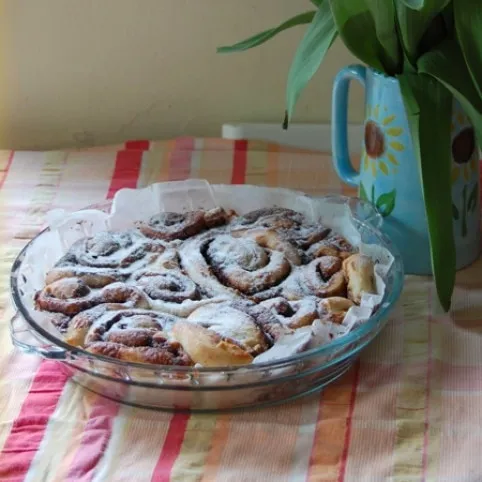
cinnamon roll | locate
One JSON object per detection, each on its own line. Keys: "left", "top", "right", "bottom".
{"left": 46, "top": 230, "right": 164, "bottom": 287}
{"left": 34, "top": 278, "right": 149, "bottom": 316}
{"left": 307, "top": 233, "right": 356, "bottom": 260}
{"left": 284, "top": 255, "right": 346, "bottom": 300}
{"left": 179, "top": 232, "right": 292, "bottom": 301}
{"left": 318, "top": 297, "right": 354, "bottom": 324}
{"left": 136, "top": 207, "right": 232, "bottom": 241}
{"left": 172, "top": 301, "right": 270, "bottom": 366}
{"left": 65, "top": 306, "right": 192, "bottom": 365}
{"left": 343, "top": 254, "right": 376, "bottom": 304}
{"left": 259, "top": 297, "right": 319, "bottom": 328}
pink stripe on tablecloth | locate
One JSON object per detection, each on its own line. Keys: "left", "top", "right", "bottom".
{"left": 151, "top": 413, "right": 190, "bottom": 482}
{"left": 168, "top": 138, "right": 194, "bottom": 181}
{"left": 65, "top": 397, "right": 120, "bottom": 482}
{"left": 0, "top": 361, "right": 70, "bottom": 481}
{"left": 231, "top": 140, "right": 247, "bottom": 184}
{"left": 0, "top": 150, "right": 14, "bottom": 189}
{"left": 337, "top": 362, "right": 360, "bottom": 482}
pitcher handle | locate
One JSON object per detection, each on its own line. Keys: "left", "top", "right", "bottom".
{"left": 331, "top": 64, "right": 367, "bottom": 187}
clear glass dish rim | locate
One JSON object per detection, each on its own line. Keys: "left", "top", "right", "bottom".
{"left": 9, "top": 195, "right": 404, "bottom": 375}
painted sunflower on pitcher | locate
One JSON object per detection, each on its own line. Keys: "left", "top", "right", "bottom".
{"left": 361, "top": 105, "right": 405, "bottom": 177}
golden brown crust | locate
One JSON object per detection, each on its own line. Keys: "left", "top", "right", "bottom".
{"left": 318, "top": 297, "right": 354, "bottom": 324}
{"left": 171, "top": 321, "right": 253, "bottom": 367}
{"left": 342, "top": 254, "right": 376, "bottom": 304}
{"left": 35, "top": 279, "right": 149, "bottom": 316}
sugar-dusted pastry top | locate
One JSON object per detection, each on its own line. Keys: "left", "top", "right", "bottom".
{"left": 35, "top": 206, "right": 377, "bottom": 367}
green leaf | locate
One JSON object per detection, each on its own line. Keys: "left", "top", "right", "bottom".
{"left": 284, "top": 2, "right": 337, "bottom": 124}
{"left": 397, "top": 72, "right": 455, "bottom": 312}
{"left": 359, "top": 182, "right": 369, "bottom": 201}
{"left": 397, "top": 0, "right": 425, "bottom": 8}
{"left": 217, "top": 11, "right": 316, "bottom": 53}
{"left": 452, "top": 203, "right": 460, "bottom": 220}
{"left": 395, "top": 0, "right": 451, "bottom": 66}
{"left": 371, "top": 184, "right": 376, "bottom": 204}
{"left": 417, "top": 39, "right": 482, "bottom": 147}
{"left": 454, "top": 0, "right": 482, "bottom": 99}
{"left": 376, "top": 189, "right": 397, "bottom": 217}
{"left": 310, "top": 0, "right": 324, "bottom": 6}
{"left": 329, "top": 0, "right": 399, "bottom": 73}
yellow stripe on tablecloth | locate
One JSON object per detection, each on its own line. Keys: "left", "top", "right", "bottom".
{"left": 137, "top": 140, "right": 175, "bottom": 187}
{"left": 170, "top": 415, "right": 218, "bottom": 482}
{"left": 245, "top": 148, "right": 268, "bottom": 186}
{"left": 13, "top": 151, "right": 67, "bottom": 240}
{"left": 199, "top": 415, "right": 230, "bottom": 482}
{"left": 54, "top": 151, "right": 117, "bottom": 210}
{"left": 392, "top": 279, "right": 432, "bottom": 479}
{"left": 195, "top": 149, "right": 234, "bottom": 185}
{"left": 91, "top": 407, "right": 172, "bottom": 482}
{"left": 23, "top": 383, "right": 89, "bottom": 482}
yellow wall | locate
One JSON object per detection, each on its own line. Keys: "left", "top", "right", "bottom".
{"left": 0, "top": 0, "right": 363, "bottom": 150}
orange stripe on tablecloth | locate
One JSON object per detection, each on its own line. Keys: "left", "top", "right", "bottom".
{"left": 168, "top": 138, "right": 194, "bottom": 181}
{"left": 307, "top": 366, "right": 359, "bottom": 482}
{"left": 0, "top": 150, "right": 13, "bottom": 189}
{"left": 231, "top": 140, "right": 248, "bottom": 184}
{"left": 337, "top": 363, "right": 360, "bottom": 482}
{"left": 0, "top": 361, "right": 70, "bottom": 480}
{"left": 199, "top": 415, "right": 230, "bottom": 482}
{"left": 151, "top": 413, "right": 190, "bottom": 482}
{"left": 65, "top": 396, "right": 121, "bottom": 482}
{"left": 107, "top": 149, "right": 145, "bottom": 199}
{"left": 266, "top": 144, "right": 279, "bottom": 187}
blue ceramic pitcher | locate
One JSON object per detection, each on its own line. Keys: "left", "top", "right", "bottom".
{"left": 332, "top": 64, "right": 481, "bottom": 275}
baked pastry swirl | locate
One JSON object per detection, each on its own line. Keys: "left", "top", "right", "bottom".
{"left": 45, "top": 230, "right": 165, "bottom": 287}
{"left": 35, "top": 205, "right": 379, "bottom": 367}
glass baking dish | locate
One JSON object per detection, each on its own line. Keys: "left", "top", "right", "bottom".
{"left": 9, "top": 190, "right": 404, "bottom": 412}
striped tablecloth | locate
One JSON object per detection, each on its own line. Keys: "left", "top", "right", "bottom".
{"left": 1, "top": 137, "right": 481, "bottom": 482}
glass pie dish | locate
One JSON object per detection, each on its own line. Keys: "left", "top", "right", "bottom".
{"left": 9, "top": 183, "right": 404, "bottom": 412}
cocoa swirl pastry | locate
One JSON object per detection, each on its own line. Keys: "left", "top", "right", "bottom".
{"left": 179, "top": 231, "right": 293, "bottom": 301}
{"left": 34, "top": 204, "right": 380, "bottom": 368}
{"left": 34, "top": 278, "right": 149, "bottom": 316}
{"left": 283, "top": 255, "right": 347, "bottom": 300}
{"left": 136, "top": 207, "right": 232, "bottom": 241}
{"left": 307, "top": 233, "right": 356, "bottom": 260}
{"left": 259, "top": 297, "right": 319, "bottom": 329}
{"left": 172, "top": 301, "right": 274, "bottom": 366}
{"left": 65, "top": 306, "right": 192, "bottom": 365}
{"left": 46, "top": 230, "right": 165, "bottom": 287}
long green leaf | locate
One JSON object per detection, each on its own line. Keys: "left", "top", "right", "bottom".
{"left": 397, "top": 73, "right": 455, "bottom": 311}
{"left": 217, "top": 11, "right": 316, "bottom": 53}
{"left": 395, "top": 0, "right": 450, "bottom": 66}
{"left": 417, "top": 39, "right": 482, "bottom": 145}
{"left": 284, "top": 2, "right": 337, "bottom": 124}
{"left": 329, "top": 0, "right": 400, "bottom": 74}
{"left": 453, "top": 0, "right": 482, "bottom": 99}
{"left": 397, "top": 0, "right": 425, "bottom": 9}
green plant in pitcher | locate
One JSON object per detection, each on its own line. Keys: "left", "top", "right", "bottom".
{"left": 218, "top": 0, "right": 482, "bottom": 312}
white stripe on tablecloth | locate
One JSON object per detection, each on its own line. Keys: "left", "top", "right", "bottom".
{"left": 288, "top": 396, "right": 321, "bottom": 482}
